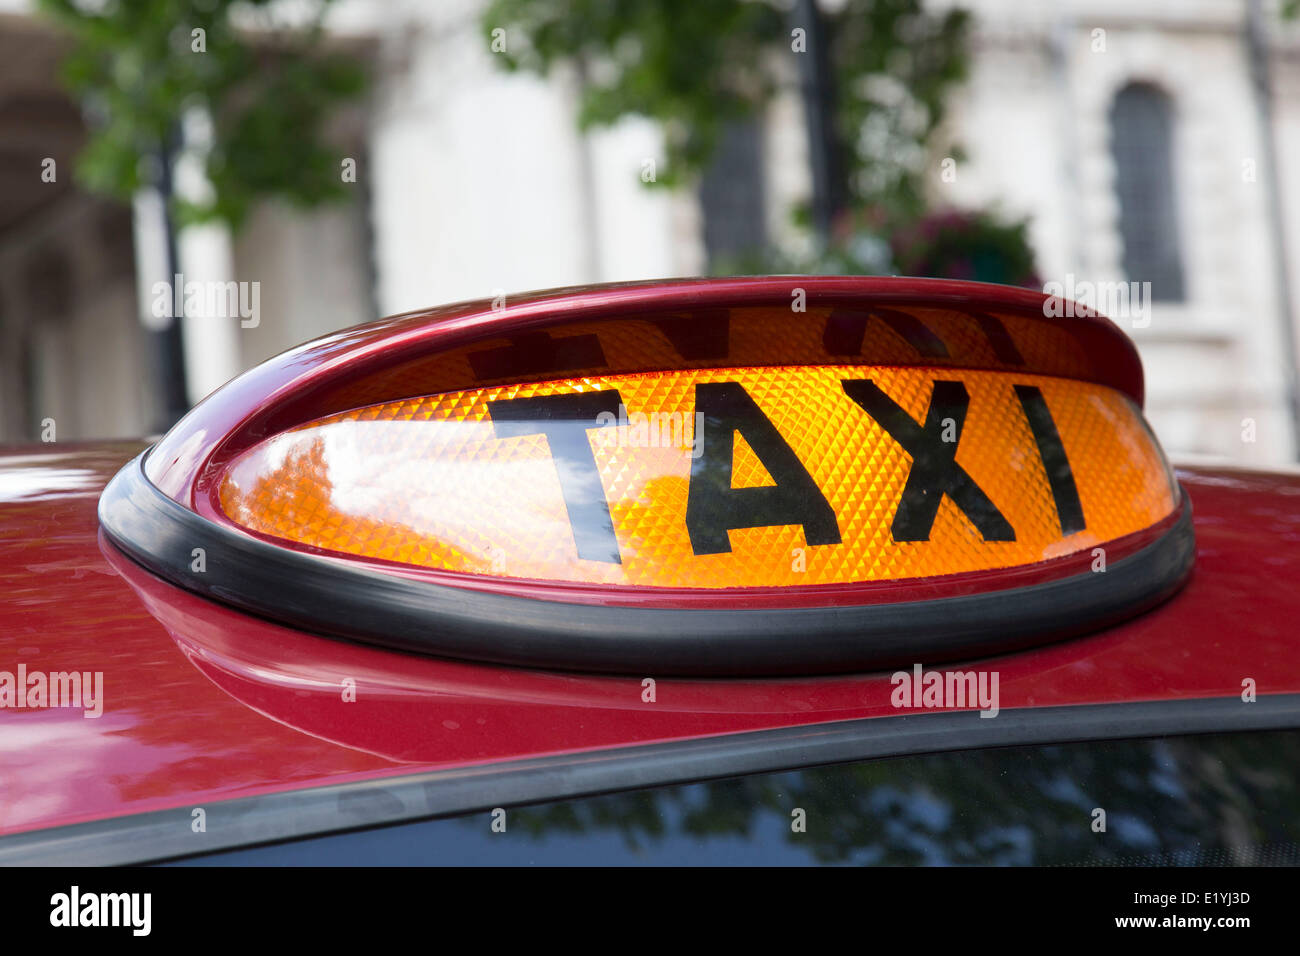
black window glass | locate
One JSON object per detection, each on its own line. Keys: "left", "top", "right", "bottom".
{"left": 1110, "top": 82, "right": 1185, "bottom": 302}
{"left": 174, "top": 730, "right": 1300, "bottom": 866}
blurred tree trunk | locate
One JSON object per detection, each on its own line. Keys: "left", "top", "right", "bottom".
{"left": 791, "top": 0, "right": 847, "bottom": 243}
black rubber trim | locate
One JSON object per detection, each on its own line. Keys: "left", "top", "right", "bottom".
{"left": 98, "top": 452, "right": 1196, "bottom": 676}
{"left": 3, "top": 694, "right": 1297, "bottom": 866}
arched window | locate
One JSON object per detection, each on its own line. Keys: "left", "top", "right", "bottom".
{"left": 1109, "top": 82, "right": 1185, "bottom": 301}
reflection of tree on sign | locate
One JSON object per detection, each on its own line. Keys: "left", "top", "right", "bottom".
{"left": 225, "top": 436, "right": 476, "bottom": 572}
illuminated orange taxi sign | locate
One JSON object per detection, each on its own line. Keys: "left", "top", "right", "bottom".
{"left": 218, "top": 366, "right": 1176, "bottom": 589}
{"left": 100, "top": 278, "right": 1195, "bottom": 675}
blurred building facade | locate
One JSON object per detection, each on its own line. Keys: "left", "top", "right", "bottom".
{"left": 936, "top": 0, "right": 1300, "bottom": 463}
{"left": 1, "top": 0, "right": 1299, "bottom": 467}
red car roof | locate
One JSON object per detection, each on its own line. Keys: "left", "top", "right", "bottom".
{"left": 2, "top": 442, "right": 1300, "bottom": 860}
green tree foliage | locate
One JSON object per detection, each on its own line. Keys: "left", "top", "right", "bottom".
{"left": 481, "top": 1, "right": 1040, "bottom": 283}
{"left": 39, "top": 0, "right": 367, "bottom": 229}
{"left": 823, "top": 0, "right": 969, "bottom": 220}
{"left": 483, "top": 0, "right": 968, "bottom": 219}
{"left": 484, "top": 0, "right": 786, "bottom": 187}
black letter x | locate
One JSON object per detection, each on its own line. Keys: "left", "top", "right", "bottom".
{"left": 841, "top": 379, "right": 1016, "bottom": 542}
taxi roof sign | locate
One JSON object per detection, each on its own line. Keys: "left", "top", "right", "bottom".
{"left": 100, "top": 277, "right": 1194, "bottom": 675}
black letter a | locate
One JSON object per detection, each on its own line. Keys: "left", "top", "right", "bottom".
{"left": 685, "top": 382, "right": 841, "bottom": 555}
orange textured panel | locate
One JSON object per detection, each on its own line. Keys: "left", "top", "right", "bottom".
{"left": 218, "top": 366, "right": 1177, "bottom": 588}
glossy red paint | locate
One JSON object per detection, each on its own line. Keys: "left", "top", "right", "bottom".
{"left": 1, "top": 442, "right": 1297, "bottom": 837}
